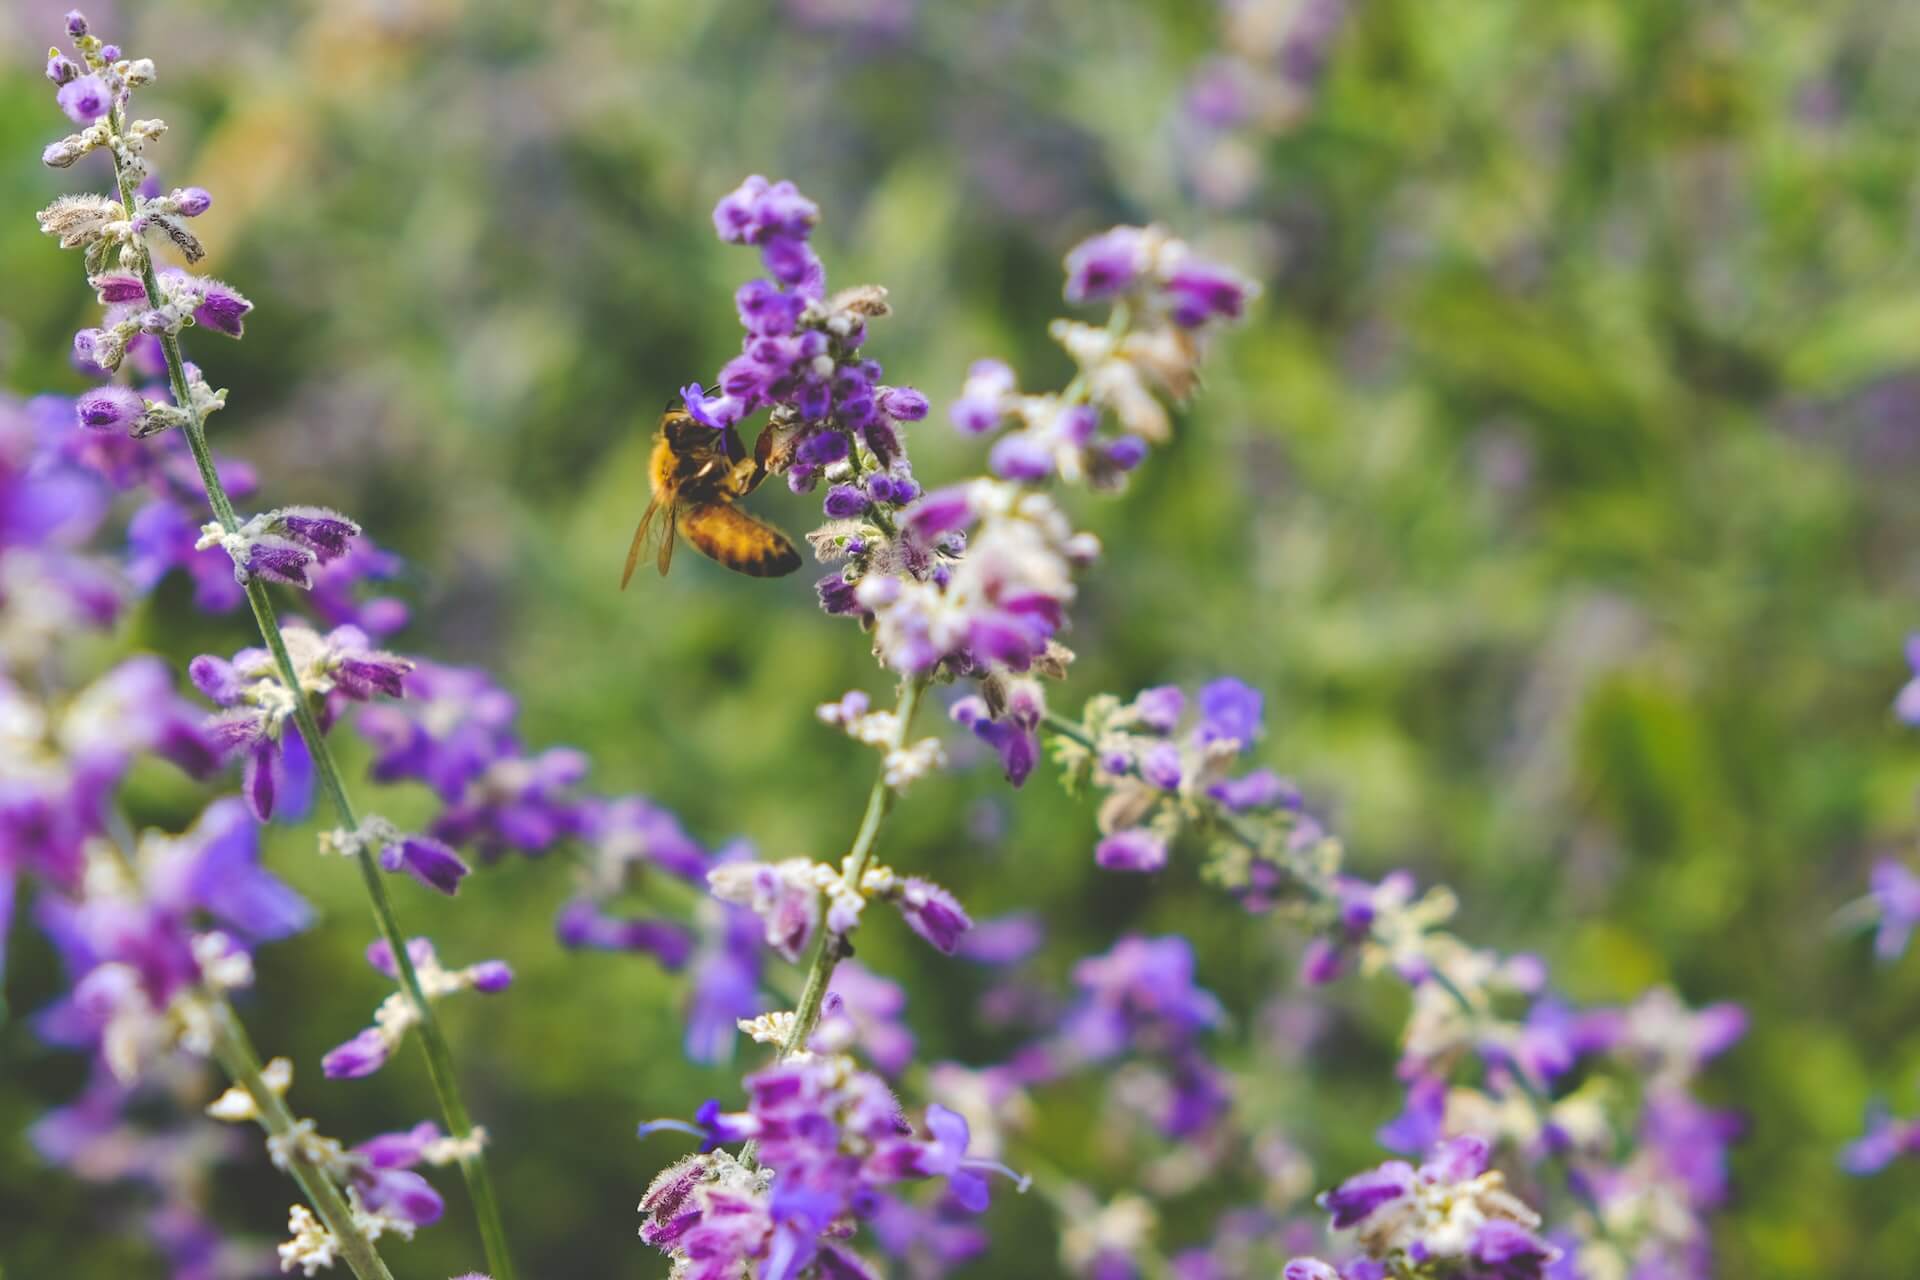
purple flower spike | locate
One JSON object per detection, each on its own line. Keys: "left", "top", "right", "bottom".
{"left": 74, "top": 386, "right": 144, "bottom": 433}
{"left": 379, "top": 835, "right": 471, "bottom": 896}
{"left": 56, "top": 74, "right": 110, "bottom": 124}
{"left": 1095, "top": 828, "right": 1167, "bottom": 873}
{"left": 322, "top": 1027, "right": 392, "bottom": 1079}
{"left": 892, "top": 878, "right": 971, "bottom": 954}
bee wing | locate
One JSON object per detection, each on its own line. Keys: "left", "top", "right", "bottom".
{"left": 657, "top": 503, "right": 677, "bottom": 577}
{"left": 622, "top": 499, "right": 660, "bottom": 590}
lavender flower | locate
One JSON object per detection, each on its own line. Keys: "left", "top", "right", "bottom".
{"left": 1869, "top": 859, "right": 1920, "bottom": 961}
{"left": 637, "top": 1053, "right": 1023, "bottom": 1276}
{"left": 192, "top": 625, "right": 409, "bottom": 821}
{"left": 321, "top": 938, "right": 511, "bottom": 1080}
{"left": 1306, "top": 1137, "right": 1558, "bottom": 1278}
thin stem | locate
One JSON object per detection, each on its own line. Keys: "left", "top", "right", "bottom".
{"left": 207, "top": 998, "right": 397, "bottom": 1280}
{"left": 737, "top": 676, "right": 925, "bottom": 1166}
{"left": 104, "top": 109, "right": 517, "bottom": 1280}
{"left": 780, "top": 675, "right": 924, "bottom": 1059}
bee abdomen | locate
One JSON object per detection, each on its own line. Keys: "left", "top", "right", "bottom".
{"left": 680, "top": 503, "right": 802, "bottom": 578}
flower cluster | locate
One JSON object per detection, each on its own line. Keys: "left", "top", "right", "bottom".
{"left": 1048, "top": 677, "right": 1747, "bottom": 1278}
{"left": 688, "top": 175, "right": 930, "bottom": 518}
{"left": 356, "top": 661, "right": 593, "bottom": 862}
{"left": 1289, "top": 1136, "right": 1557, "bottom": 1279}
{"left": 818, "top": 688, "right": 949, "bottom": 791}
{"left": 205, "top": 1061, "right": 477, "bottom": 1274}
{"left": 637, "top": 1052, "right": 1024, "bottom": 1278}
{"left": 1023, "top": 935, "right": 1233, "bottom": 1142}
{"left": 1053, "top": 677, "right": 1298, "bottom": 873}
{"left": 26, "top": 14, "right": 516, "bottom": 1273}
{"left": 1844, "top": 636, "right": 1920, "bottom": 1175}
{"left": 707, "top": 854, "right": 971, "bottom": 962}
{"left": 190, "top": 623, "right": 409, "bottom": 822}
{"left": 322, "top": 938, "right": 512, "bottom": 1079}
{"left": 1179, "top": 0, "right": 1354, "bottom": 208}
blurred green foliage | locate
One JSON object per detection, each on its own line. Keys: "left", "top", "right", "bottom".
{"left": 6, "top": 0, "right": 1920, "bottom": 1275}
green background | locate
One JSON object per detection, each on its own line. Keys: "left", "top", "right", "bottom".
{"left": 4, "top": 0, "right": 1920, "bottom": 1275}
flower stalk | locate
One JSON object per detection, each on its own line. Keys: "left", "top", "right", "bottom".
{"left": 100, "top": 104, "right": 518, "bottom": 1280}
{"left": 206, "top": 998, "right": 398, "bottom": 1280}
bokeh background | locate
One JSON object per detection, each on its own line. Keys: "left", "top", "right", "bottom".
{"left": 5, "top": 0, "right": 1920, "bottom": 1275}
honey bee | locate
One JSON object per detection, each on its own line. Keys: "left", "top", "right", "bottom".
{"left": 621, "top": 406, "right": 803, "bottom": 586}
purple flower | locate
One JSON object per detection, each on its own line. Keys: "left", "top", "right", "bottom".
{"left": 430, "top": 745, "right": 591, "bottom": 860}
{"left": 1163, "top": 260, "right": 1254, "bottom": 328}
{"left": 1132, "top": 685, "right": 1185, "bottom": 733}
{"left": 1139, "top": 743, "right": 1183, "bottom": 790}
{"left": 1376, "top": 1074, "right": 1446, "bottom": 1155}
{"left": 554, "top": 899, "right": 694, "bottom": 969}
{"left": 1064, "top": 228, "right": 1148, "bottom": 304}
{"left": 358, "top": 662, "right": 518, "bottom": 801}
{"left": 271, "top": 506, "right": 360, "bottom": 563}
{"left": 890, "top": 877, "right": 971, "bottom": 954}
{"left": 684, "top": 898, "right": 764, "bottom": 1064}
{"left": 823, "top": 483, "right": 867, "bottom": 518}
{"left": 174, "top": 187, "right": 213, "bottom": 218}
{"left": 1897, "top": 634, "right": 1920, "bottom": 725}
{"left": 1206, "top": 768, "right": 1297, "bottom": 812}
{"left": 1058, "top": 935, "right": 1223, "bottom": 1067}
{"left": 1095, "top": 828, "right": 1167, "bottom": 873}
{"left": 56, "top": 74, "right": 110, "bottom": 124}
{"left": 1281, "top": 1263, "right": 1339, "bottom": 1280}
{"left": 1195, "top": 677, "right": 1263, "bottom": 748}
{"left": 189, "top": 279, "right": 252, "bottom": 338}
{"left": 812, "top": 962, "right": 915, "bottom": 1075}
{"left": 321, "top": 1027, "right": 392, "bottom": 1079}
{"left": 46, "top": 53, "right": 79, "bottom": 85}
{"left": 1321, "top": 1159, "right": 1414, "bottom": 1228}
{"left": 378, "top": 834, "right": 470, "bottom": 896}
{"left": 1870, "top": 859, "right": 1920, "bottom": 962}
{"left": 126, "top": 499, "right": 245, "bottom": 612}
{"left": 949, "top": 360, "right": 1015, "bottom": 435}
{"left": 74, "top": 386, "right": 144, "bottom": 433}
{"left": 1841, "top": 1108, "right": 1920, "bottom": 1175}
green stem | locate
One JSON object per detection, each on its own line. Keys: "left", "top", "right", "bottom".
{"left": 779, "top": 675, "right": 924, "bottom": 1058}
{"left": 207, "top": 998, "right": 397, "bottom": 1280}
{"left": 105, "top": 109, "right": 517, "bottom": 1280}
{"left": 737, "top": 676, "right": 925, "bottom": 1166}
